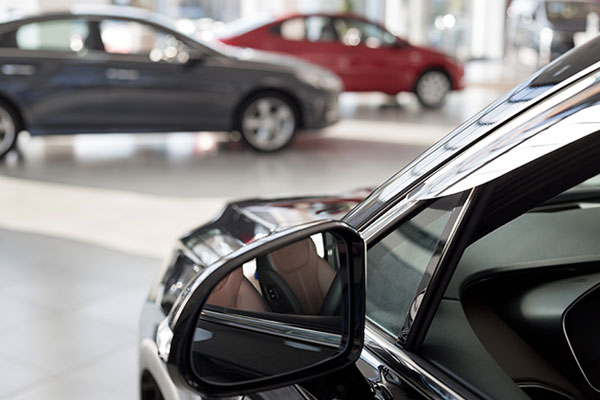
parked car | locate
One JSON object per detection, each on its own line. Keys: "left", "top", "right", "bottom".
{"left": 506, "top": 0, "right": 600, "bottom": 65}
{"left": 0, "top": 6, "right": 341, "bottom": 156}
{"left": 141, "top": 36, "right": 600, "bottom": 400}
{"left": 219, "top": 13, "right": 465, "bottom": 109}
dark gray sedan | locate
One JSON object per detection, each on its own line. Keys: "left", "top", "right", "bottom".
{"left": 0, "top": 6, "right": 342, "bottom": 155}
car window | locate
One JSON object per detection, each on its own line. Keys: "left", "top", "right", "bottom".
{"left": 15, "top": 19, "right": 89, "bottom": 52}
{"left": 333, "top": 18, "right": 396, "bottom": 48}
{"left": 305, "top": 16, "right": 337, "bottom": 42}
{"left": 366, "top": 195, "right": 463, "bottom": 337}
{"left": 99, "top": 19, "right": 190, "bottom": 63}
{"left": 279, "top": 17, "right": 305, "bottom": 41}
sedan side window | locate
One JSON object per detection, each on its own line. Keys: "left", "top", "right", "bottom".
{"left": 279, "top": 17, "right": 306, "bottom": 41}
{"left": 99, "top": 19, "right": 190, "bottom": 63}
{"left": 333, "top": 18, "right": 396, "bottom": 48}
{"left": 15, "top": 19, "right": 89, "bottom": 52}
{"left": 305, "top": 16, "right": 337, "bottom": 42}
{"left": 366, "top": 195, "right": 464, "bottom": 337}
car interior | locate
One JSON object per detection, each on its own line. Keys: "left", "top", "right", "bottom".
{"left": 422, "top": 137, "right": 600, "bottom": 400}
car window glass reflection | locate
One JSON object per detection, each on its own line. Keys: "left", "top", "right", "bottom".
{"left": 205, "top": 233, "right": 342, "bottom": 318}
{"left": 305, "top": 16, "right": 336, "bottom": 42}
{"left": 333, "top": 18, "right": 395, "bottom": 48}
{"left": 16, "top": 19, "right": 89, "bottom": 52}
{"left": 279, "top": 17, "right": 305, "bottom": 41}
{"left": 99, "top": 19, "right": 189, "bottom": 63}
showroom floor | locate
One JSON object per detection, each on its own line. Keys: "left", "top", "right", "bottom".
{"left": 0, "top": 80, "right": 513, "bottom": 399}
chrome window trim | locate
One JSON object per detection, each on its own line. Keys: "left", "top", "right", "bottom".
{"left": 345, "top": 58, "right": 600, "bottom": 229}
{"left": 415, "top": 70, "right": 600, "bottom": 199}
{"left": 362, "top": 323, "right": 465, "bottom": 400}
{"left": 199, "top": 309, "right": 342, "bottom": 349}
{"left": 360, "top": 196, "right": 418, "bottom": 242}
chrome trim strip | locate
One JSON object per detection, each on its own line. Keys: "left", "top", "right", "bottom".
{"left": 363, "top": 324, "right": 464, "bottom": 400}
{"left": 361, "top": 197, "right": 417, "bottom": 242}
{"left": 414, "top": 70, "right": 600, "bottom": 200}
{"left": 200, "top": 309, "right": 342, "bottom": 349}
{"left": 345, "top": 58, "right": 600, "bottom": 229}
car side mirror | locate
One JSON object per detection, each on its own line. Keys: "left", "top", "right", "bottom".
{"left": 160, "top": 221, "right": 366, "bottom": 397}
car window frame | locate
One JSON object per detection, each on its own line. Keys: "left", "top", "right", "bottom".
{"left": 304, "top": 15, "right": 338, "bottom": 43}
{"left": 1, "top": 16, "right": 93, "bottom": 55}
{"left": 361, "top": 189, "right": 474, "bottom": 349}
{"left": 274, "top": 16, "right": 307, "bottom": 42}
{"left": 332, "top": 16, "right": 397, "bottom": 49}
{"left": 91, "top": 16, "right": 195, "bottom": 64}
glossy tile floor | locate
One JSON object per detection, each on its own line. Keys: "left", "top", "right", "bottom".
{"left": 0, "top": 82, "right": 511, "bottom": 399}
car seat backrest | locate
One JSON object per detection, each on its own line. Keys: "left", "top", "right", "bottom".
{"left": 206, "top": 268, "right": 268, "bottom": 313}
{"left": 259, "top": 238, "right": 335, "bottom": 315}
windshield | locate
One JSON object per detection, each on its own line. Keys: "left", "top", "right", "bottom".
{"left": 545, "top": 1, "right": 600, "bottom": 25}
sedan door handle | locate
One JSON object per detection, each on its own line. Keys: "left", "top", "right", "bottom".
{"left": 1, "top": 64, "right": 36, "bottom": 76}
{"left": 105, "top": 68, "right": 140, "bottom": 80}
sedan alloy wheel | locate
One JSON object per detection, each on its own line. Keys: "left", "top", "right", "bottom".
{"left": 240, "top": 95, "right": 296, "bottom": 152}
{"left": 0, "top": 103, "right": 18, "bottom": 158}
{"left": 415, "top": 70, "right": 451, "bottom": 109}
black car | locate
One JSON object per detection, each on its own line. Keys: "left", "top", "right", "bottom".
{"left": 0, "top": 6, "right": 341, "bottom": 155}
{"left": 141, "top": 36, "right": 600, "bottom": 400}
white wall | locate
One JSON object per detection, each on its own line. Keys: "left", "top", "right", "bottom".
{"left": 1, "top": 0, "right": 38, "bottom": 15}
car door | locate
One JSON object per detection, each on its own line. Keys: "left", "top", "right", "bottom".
{"left": 329, "top": 17, "right": 412, "bottom": 93}
{"left": 270, "top": 16, "right": 345, "bottom": 78}
{"left": 94, "top": 17, "right": 227, "bottom": 132}
{"left": 0, "top": 17, "right": 109, "bottom": 133}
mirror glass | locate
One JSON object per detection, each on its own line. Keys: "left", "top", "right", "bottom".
{"left": 190, "top": 231, "right": 348, "bottom": 385}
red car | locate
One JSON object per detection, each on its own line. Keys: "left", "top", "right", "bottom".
{"left": 220, "top": 13, "right": 465, "bottom": 109}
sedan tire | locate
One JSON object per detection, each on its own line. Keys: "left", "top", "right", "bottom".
{"left": 238, "top": 93, "right": 297, "bottom": 152}
{"left": 0, "top": 101, "right": 20, "bottom": 158}
{"left": 415, "top": 70, "right": 451, "bottom": 109}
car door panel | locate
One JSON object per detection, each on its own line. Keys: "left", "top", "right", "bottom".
{"left": 95, "top": 18, "right": 234, "bottom": 132}
{"left": 98, "top": 54, "right": 227, "bottom": 131}
{"left": 0, "top": 36, "right": 109, "bottom": 133}
{"left": 330, "top": 18, "right": 411, "bottom": 94}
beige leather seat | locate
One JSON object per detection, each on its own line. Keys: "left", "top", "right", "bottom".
{"left": 206, "top": 268, "right": 268, "bottom": 313}
{"left": 257, "top": 238, "right": 335, "bottom": 315}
